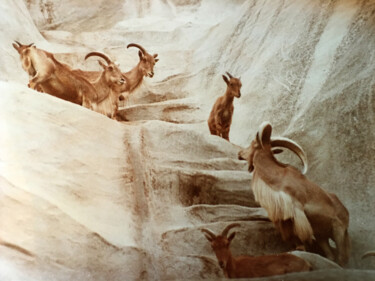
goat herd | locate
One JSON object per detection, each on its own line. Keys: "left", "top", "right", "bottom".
{"left": 12, "top": 41, "right": 373, "bottom": 279}
{"left": 12, "top": 41, "right": 158, "bottom": 119}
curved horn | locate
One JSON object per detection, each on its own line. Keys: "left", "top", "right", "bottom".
{"left": 271, "top": 137, "right": 308, "bottom": 175}
{"left": 127, "top": 43, "right": 147, "bottom": 55}
{"left": 362, "top": 251, "right": 375, "bottom": 259}
{"left": 85, "top": 52, "right": 111, "bottom": 65}
{"left": 201, "top": 228, "right": 216, "bottom": 240}
{"left": 226, "top": 72, "right": 233, "bottom": 78}
{"left": 221, "top": 223, "right": 241, "bottom": 237}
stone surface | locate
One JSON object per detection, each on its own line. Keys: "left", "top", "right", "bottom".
{"left": 0, "top": 0, "right": 374, "bottom": 280}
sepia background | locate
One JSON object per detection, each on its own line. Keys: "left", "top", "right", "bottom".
{"left": 0, "top": 0, "right": 374, "bottom": 280}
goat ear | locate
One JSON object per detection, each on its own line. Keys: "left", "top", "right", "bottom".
{"left": 228, "top": 232, "right": 236, "bottom": 242}
{"left": 260, "top": 124, "right": 272, "bottom": 146}
{"left": 12, "top": 43, "right": 20, "bottom": 52}
{"left": 222, "top": 75, "right": 229, "bottom": 84}
{"left": 256, "top": 132, "right": 261, "bottom": 144}
{"left": 153, "top": 53, "right": 158, "bottom": 58}
{"left": 138, "top": 51, "right": 144, "bottom": 59}
{"left": 155, "top": 58, "right": 159, "bottom": 62}
{"left": 204, "top": 234, "right": 213, "bottom": 242}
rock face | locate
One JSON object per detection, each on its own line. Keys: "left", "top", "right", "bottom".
{"left": 1, "top": 0, "right": 375, "bottom": 280}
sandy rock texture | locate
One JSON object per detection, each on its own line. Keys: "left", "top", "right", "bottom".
{"left": 1, "top": 0, "right": 375, "bottom": 280}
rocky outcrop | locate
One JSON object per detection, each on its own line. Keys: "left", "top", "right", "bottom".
{"left": 1, "top": 0, "right": 375, "bottom": 280}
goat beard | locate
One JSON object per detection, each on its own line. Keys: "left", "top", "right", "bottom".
{"left": 251, "top": 174, "right": 314, "bottom": 243}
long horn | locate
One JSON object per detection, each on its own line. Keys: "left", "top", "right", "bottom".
{"left": 221, "top": 223, "right": 241, "bottom": 237}
{"left": 201, "top": 228, "right": 216, "bottom": 240}
{"left": 226, "top": 72, "right": 233, "bottom": 78}
{"left": 271, "top": 137, "right": 308, "bottom": 175}
{"left": 127, "top": 43, "right": 147, "bottom": 55}
{"left": 14, "top": 41, "right": 22, "bottom": 47}
{"left": 362, "top": 251, "right": 375, "bottom": 259}
{"left": 85, "top": 52, "right": 111, "bottom": 65}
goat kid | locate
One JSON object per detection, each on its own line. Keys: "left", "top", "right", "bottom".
{"left": 208, "top": 72, "right": 241, "bottom": 141}
{"left": 238, "top": 122, "right": 350, "bottom": 266}
{"left": 201, "top": 223, "right": 311, "bottom": 278}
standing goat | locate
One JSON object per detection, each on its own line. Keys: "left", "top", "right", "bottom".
{"left": 78, "top": 52, "right": 125, "bottom": 119}
{"left": 12, "top": 41, "right": 97, "bottom": 107}
{"left": 208, "top": 72, "right": 242, "bottom": 141}
{"left": 238, "top": 122, "right": 350, "bottom": 266}
{"left": 13, "top": 42, "right": 125, "bottom": 119}
{"left": 201, "top": 223, "right": 311, "bottom": 278}
{"left": 121, "top": 43, "right": 159, "bottom": 95}
{"left": 78, "top": 43, "right": 158, "bottom": 101}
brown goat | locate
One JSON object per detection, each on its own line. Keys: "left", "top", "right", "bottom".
{"left": 201, "top": 223, "right": 311, "bottom": 278}
{"left": 238, "top": 122, "right": 350, "bottom": 266}
{"left": 12, "top": 41, "right": 97, "bottom": 107}
{"left": 207, "top": 72, "right": 242, "bottom": 141}
{"left": 13, "top": 42, "right": 126, "bottom": 119}
{"left": 76, "top": 52, "right": 126, "bottom": 119}
{"left": 77, "top": 43, "right": 158, "bottom": 101}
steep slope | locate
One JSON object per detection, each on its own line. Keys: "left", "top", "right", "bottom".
{"left": 1, "top": 0, "right": 375, "bottom": 279}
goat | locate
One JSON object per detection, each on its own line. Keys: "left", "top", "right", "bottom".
{"left": 238, "top": 122, "right": 350, "bottom": 266}
{"left": 12, "top": 41, "right": 97, "bottom": 107}
{"left": 77, "top": 43, "right": 158, "bottom": 101}
{"left": 362, "top": 251, "right": 375, "bottom": 259}
{"left": 13, "top": 42, "right": 126, "bottom": 119}
{"left": 201, "top": 223, "right": 311, "bottom": 278}
{"left": 207, "top": 72, "right": 242, "bottom": 141}
{"left": 77, "top": 52, "right": 126, "bottom": 119}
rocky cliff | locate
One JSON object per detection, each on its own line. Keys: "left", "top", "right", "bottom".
{"left": 1, "top": 0, "right": 375, "bottom": 280}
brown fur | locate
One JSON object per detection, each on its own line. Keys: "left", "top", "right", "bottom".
{"left": 13, "top": 43, "right": 126, "bottom": 119}
{"left": 202, "top": 224, "right": 311, "bottom": 278}
{"left": 207, "top": 72, "right": 242, "bottom": 141}
{"left": 13, "top": 42, "right": 97, "bottom": 107}
{"left": 76, "top": 43, "right": 158, "bottom": 101}
{"left": 238, "top": 123, "right": 350, "bottom": 266}
{"left": 74, "top": 52, "right": 126, "bottom": 119}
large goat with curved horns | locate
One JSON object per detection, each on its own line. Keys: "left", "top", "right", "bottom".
{"left": 238, "top": 122, "right": 350, "bottom": 266}
{"left": 83, "top": 52, "right": 125, "bottom": 119}
{"left": 77, "top": 43, "right": 158, "bottom": 101}
{"left": 201, "top": 223, "right": 311, "bottom": 278}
